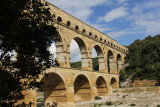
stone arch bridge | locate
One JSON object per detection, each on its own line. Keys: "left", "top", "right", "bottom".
{"left": 22, "top": 2, "right": 128, "bottom": 107}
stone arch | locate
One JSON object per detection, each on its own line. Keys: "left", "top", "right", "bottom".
{"left": 96, "top": 76, "right": 108, "bottom": 96}
{"left": 40, "top": 72, "right": 67, "bottom": 106}
{"left": 92, "top": 45, "right": 105, "bottom": 72}
{"left": 82, "top": 29, "right": 86, "bottom": 33}
{"left": 75, "top": 25, "right": 79, "bottom": 31}
{"left": 117, "top": 54, "right": 122, "bottom": 74}
{"left": 70, "top": 37, "right": 89, "bottom": 70}
{"left": 67, "top": 21, "right": 71, "bottom": 26}
{"left": 110, "top": 77, "right": 118, "bottom": 89}
{"left": 57, "top": 16, "right": 62, "bottom": 23}
{"left": 74, "top": 74, "right": 92, "bottom": 102}
{"left": 107, "top": 50, "right": 115, "bottom": 73}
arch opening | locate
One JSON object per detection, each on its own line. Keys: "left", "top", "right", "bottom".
{"left": 74, "top": 75, "right": 92, "bottom": 102}
{"left": 110, "top": 77, "right": 118, "bottom": 89}
{"left": 92, "top": 45, "right": 105, "bottom": 72}
{"left": 70, "top": 37, "right": 89, "bottom": 70}
{"left": 117, "top": 54, "right": 122, "bottom": 73}
{"left": 57, "top": 16, "right": 62, "bottom": 23}
{"left": 39, "top": 73, "right": 67, "bottom": 106}
{"left": 107, "top": 50, "right": 115, "bottom": 73}
{"left": 67, "top": 21, "right": 71, "bottom": 26}
{"left": 96, "top": 76, "right": 108, "bottom": 96}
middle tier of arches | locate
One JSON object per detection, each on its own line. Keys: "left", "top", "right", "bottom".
{"left": 53, "top": 25, "right": 125, "bottom": 74}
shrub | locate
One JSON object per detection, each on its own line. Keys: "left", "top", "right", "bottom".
{"left": 123, "top": 95, "right": 126, "bottom": 98}
{"left": 130, "top": 103, "right": 136, "bottom": 106}
{"left": 106, "top": 101, "right": 113, "bottom": 106}
{"left": 157, "top": 104, "right": 160, "bottom": 107}
{"left": 94, "top": 96, "right": 102, "bottom": 100}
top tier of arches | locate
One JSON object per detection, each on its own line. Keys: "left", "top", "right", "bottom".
{"left": 48, "top": 3, "right": 128, "bottom": 54}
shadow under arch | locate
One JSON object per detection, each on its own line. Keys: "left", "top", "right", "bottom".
{"left": 70, "top": 37, "right": 89, "bottom": 70}
{"left": 117, "top": 54, "right": 122, "bottom": 74}
{"left": 92, "top": 45, "right": 105, "bottom": 72}
{"left": 74, "top": 74, "right": 92, "bottom": 102}
{"left": 107, "top": 50, "right": 115, "bottom": 73}
{"left": 110, "top": 77, "right": 118, "bottom": 89}
{"left": 96, "top": 76, "right": 108, "bottom": 96}
{"left": 40, "top": 72, "right": 67, "bottom": 106}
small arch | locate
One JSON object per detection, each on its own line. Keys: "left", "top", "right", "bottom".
{"left": 75, "top": 25, "right": 79, "bottom": 31}
{"left": 96, "top": 76, "right": 108, "bottom": 96}
{"left": 57, "top": 16, "right": 62, "bottom": 23}
{"left": 74, "top": 74, "right": 92, "bottom": 102}
{"left": 104, "top": 40, "right": 106, "bottom": 43}
{"left": 67, "top": 21, "right": 71, "bottom": 26}
{"left": 108, "top": 41, "right": 110, "bottom": 45}
{"left": 110, "top": 77, "right": 118, "bottom": 89}
{"left": 107, "top": 50, "right": 115, "bottom": 73}
{"left": 89, "top": 32, "right": 92, "bottom": 36}
{"left": 40, "top": 73, "right": 67, "bottom": 105}
{"left": 82, "top": 29, "right": 86, "bottom": 33}
{"left": 100, "top": 38, "right": 102, "bottom": 41}
{"left": 95, "top": 35, "right": 98, "bottom": 38}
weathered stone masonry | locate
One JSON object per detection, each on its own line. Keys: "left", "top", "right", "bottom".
{"left": 20, "top": 2, "right": 128, "bottom": 107}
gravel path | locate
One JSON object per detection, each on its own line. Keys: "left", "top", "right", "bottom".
{"left": 75, "top": 87, "right": 160, "bottom": 107}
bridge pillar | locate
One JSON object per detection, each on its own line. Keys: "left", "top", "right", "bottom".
{"left": 56, "top": 51, "right": 70, "bottom": 68}
{"left": 81, "top": 52, "right": 92, "bottom": 70}
{"left": 110, "top": 60, "right": 117, "bottom": 74}
{"left": 98, "top": 57, "right": 106, "bottom": 72}
{"left": 66, "top": 85, "right": 75, "bottom": 107}
{"left": 91, "top": 85, "right": 97, "bottom": 100}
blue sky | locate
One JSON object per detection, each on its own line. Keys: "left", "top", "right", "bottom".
{"left": 47, "top": 0, "right": 160, "bottom": 62}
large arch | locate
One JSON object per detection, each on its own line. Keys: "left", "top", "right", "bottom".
{"left": 92, "top": 45, "right": 105, "bottom": 72}
{"left": 74, "top": 74, "right": 92, "bottom": 102}
{"left": 107, "top": 50, "right": 115, "bottom": 73}
{"left": 110, "top": 77, "right": 118, "bottom": 89}
{"left": 70, "top": 37, "right": 89, "bottom": 70}
{"left": 40, "top": 73, "right": 67, "bottom": 106}
{"left": 96, "top": 76, "right": 108, "bottom": 96}
{"left": 117, "top": 54, "right": 122, "bottom": 74}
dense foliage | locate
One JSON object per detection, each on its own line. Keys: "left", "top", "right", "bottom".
{"left": 0, "top": 0, "right": 58, "bottom": 105}
{"left": 120, "top": 35, "right": 160, "bottom": 82}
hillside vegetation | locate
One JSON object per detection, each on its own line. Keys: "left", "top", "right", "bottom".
{"left": 120, "top": 34, "right": 160, "bottom": 82}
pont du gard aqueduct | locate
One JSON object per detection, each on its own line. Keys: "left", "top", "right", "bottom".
{"left": 20, "top": 2, "right": 128, "bottom": 107}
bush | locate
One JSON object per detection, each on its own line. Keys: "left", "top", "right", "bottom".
{"left": 130, "top": 103, "right": 136, "bottom": 106}
{"left": 106, "top": 101, "right": 113, "bottom": 106}
{"left": 157, "top": 104, "right": 160, "bottom": 107}
{"left": 94, "top": 96, "right": 102, "bottom": 100}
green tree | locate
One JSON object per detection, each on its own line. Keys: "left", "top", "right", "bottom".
{"left": 0, "top": 0, "right": 58, "bottom": 105}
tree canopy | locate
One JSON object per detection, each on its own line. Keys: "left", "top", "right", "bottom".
{"left": 120, "top": 35, "right": 160, "bottom": 82}
{"left": 0, "top": 0, "right": 58, "bottom": 105}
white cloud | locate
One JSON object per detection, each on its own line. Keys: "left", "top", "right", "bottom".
{"left": 48, "top": 43, "right": 56, "bottom": 59}
{"left": 135, "top": 20, "right": 160, "bottom": 35}
{"left": 117, "top": 0, "right": 127, "bottom": 4}
{"left": 131, "top": 5, "right": 142, "bottom": 13}
{"left": 98, "top": 7, "right": 129, "bottom": 22}
{"left": 90, "top": 23, "right": 114, "bottom": 32}
{"left": 47, "top": 0, "right": 107, "bottom": 22}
